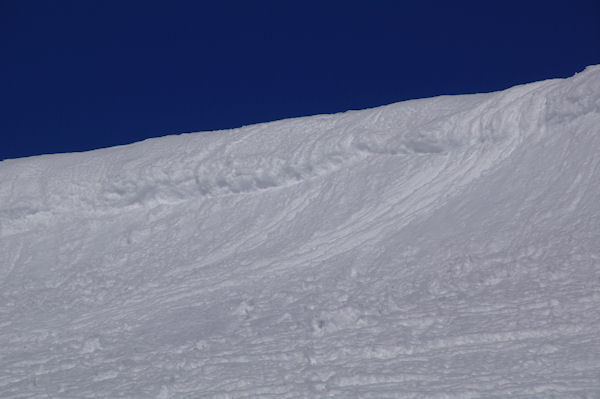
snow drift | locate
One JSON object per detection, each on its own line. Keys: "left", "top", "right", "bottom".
{"left": 1, "top": 66, "right": 599, "bottom": 398}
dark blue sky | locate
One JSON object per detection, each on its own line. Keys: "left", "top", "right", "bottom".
{"left": 2, "top": 1, "right": 599, "bottom": 160}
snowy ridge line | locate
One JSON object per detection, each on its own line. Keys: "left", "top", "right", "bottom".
{"left": 1, "top": 70, "right": 591, "bottom": 238}
{"left": 0, "top": 67, "right": 596, "bottom": 231}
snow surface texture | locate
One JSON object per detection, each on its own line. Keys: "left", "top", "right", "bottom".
{"left": 1, "top": 66, "right": 600, "bottom": 399}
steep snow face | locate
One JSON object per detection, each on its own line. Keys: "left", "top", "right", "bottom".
{"left": 1, "top": 66, "right": 599, "bottom": 398}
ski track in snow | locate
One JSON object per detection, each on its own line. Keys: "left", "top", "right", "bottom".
{"left": 1, "top": 66, "right": 599, "bottom": 398}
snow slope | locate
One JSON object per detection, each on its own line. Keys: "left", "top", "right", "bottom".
{"left": 1, "top": 66, "right": 599, "bottom": 398}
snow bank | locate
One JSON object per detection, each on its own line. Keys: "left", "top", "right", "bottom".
{"left": 1, "top": 66, "right": 599, "bottom": 398}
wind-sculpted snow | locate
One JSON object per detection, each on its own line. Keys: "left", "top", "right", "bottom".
{"left": 1, "top": 66, "right": 599, "bottom": 398}
{"left": 0, "top": 77, "right": 547, "bottom": 233}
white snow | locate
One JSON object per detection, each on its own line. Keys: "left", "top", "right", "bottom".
{"left": 1, "top": 66, "right": 599, "bottom": 398}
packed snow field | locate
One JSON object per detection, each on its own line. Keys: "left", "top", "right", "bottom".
{"left": 1, "top": 66, "right": 600, "bottom": 398}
